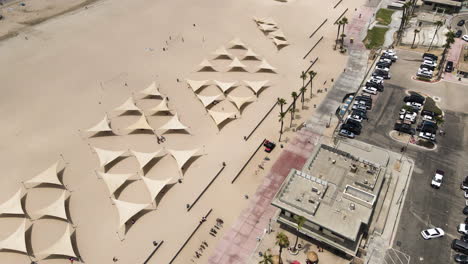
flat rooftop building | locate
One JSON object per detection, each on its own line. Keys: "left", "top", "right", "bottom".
{"left": 271, "top": 144, "right": 386, "bottom": 256}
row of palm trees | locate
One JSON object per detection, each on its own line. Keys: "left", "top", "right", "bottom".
{"left": 277, "top": 70, "right": 317, "bottom": 142}
{"left": 259, "top": 215, "right": 306, "bottom": 264}
{"left": 397, "top": 1, "right": 418, "bottom": 45}
{"left": 410, "top": 20, "right": 444, "bottom": 50}
{"left": 335, "top": 17, "right": 348, "bottom": 50}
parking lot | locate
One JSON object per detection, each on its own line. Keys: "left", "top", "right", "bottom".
{"left": 352, "top": 50, "right": 468, "bottom": 263}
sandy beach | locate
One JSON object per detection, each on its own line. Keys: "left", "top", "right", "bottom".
{"left": 0, "top": 0, "right": 366, "bottom": 263}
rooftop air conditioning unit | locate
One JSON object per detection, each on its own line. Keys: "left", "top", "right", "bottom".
{"left": 349, "top": 203, "right": 355, "bottom": 211}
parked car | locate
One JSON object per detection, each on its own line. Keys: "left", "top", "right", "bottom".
{"left": 418, "top": 68, "right": 433, "bottom": 76}
{"left": 379, "top": 57, "right": 393, "bottom": 65}
{"left": 460, "top": 224, "right": 468, "bottom": 235}
{"left": 464, "top": 206, "right": 468, "bottom": 215}
{"left": 263, "top": 140, "right": 276, "bottom": 153}
{"left": 406, "top": 101, "right": 422, "bottom": 110}
{"left": 381, "top": 53, "right": 397, "bottom": 62}
{"left": 458, "top": 20, "right": 466, "bottom": 26}
{"left": 422, "top": 60, "right": 437, "bottom": 67}
{"left": 372, "top": 70, "right": 391, "bottom": 79}
{"left": 339, "top": 129, "right": 355, "bottom": 138}
{"left": 352, "top": 110, "right": 368, "bottom": 120}
{"left": 400, "top": 112, "right": 417, "bottom": 123}
{"left": 420, "top": 228, "right": 445, "bottom": 239}
{"left": 366, "top": 81, "right": 384, "bottom": 91}
{"left": 461, "top": 176, "right": 468, "bottom": 190}
{"left": 376, "top": 61, "right": 392, "bottom": 68}
{"left": 421, "top": 110, "right": 435, "bottom": 116}
{"left": 456, "top": 30, "right": 463, "bottom": 38}
{"left": 452, "top": 239, "right": 468, "bottom": 255}
{"left": 463, "top": 35, "right": 468, "bottom": 42}
{"left": 362, "top": 87, "right": 378, "bottom": 95}
{"left": 423, "top": 53, "right": 438, "bottom": 61}
{"left": 349, "top": 114, "right": 363, "bottom": 123}
{"left": 394, "top": 123, "right": 415, "bottom": 135}
{"left": 351, "top": 103, "right": 367, "bottom": 111}
{"left": 417, "top": 72, "right": 433, "bottom": 79}
{"left": 355, "top": 96, "right": 372, "bottom": 103}
{"left": 419, "top": 131, "right": 436, "bottom": 141}
{"left": 431, "top": 169, "right": 444, "bottom": 188}
{"left": 422, "top": 114, "right": 434, "bottom": 122}
{"left": 404, "top": 94, "right": 425, "bottom": 104}
{"left": 420, "top": 64, "right": 435, "bottom": 71}
{"left": 454, "top": 253, "right": 468, "bottom": 263}
{"left": 369, "top": 76, "right": 384, "bottom": 82}
{"left": 341, "top": 123, "right": 361, "bottom": 135}
{"left": 346, "top": 118, "right": 362, "bottom": 129}
{"left": 446, "top": 61, "right": 454, "bottom": 72}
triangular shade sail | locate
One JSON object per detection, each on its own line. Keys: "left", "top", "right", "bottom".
{"left": 257, "top": 59, "right": 277, "bottom": 73}
{"left": 273, "top": 38, "right": 289, "bottom": 48}
{"left": 0, "top": 219, "right": 27, "bottom": 253}
{"left": 87, "top": 114, "right": 112, "bottom": 133}
{"left": 229, "top": 38, "right": 247, "bottom": 49}
{"left": 112, "top": 199, "right": 149, "bottom": 229}
{"left": 243, "top": 49, "right": 261, "bottom": 60}
{"left": 114, "top": 97, "right": 141, "bottom": 112}
{"left": 141, "top": 176, "right": 172, "bottom": 203}
{"left": 130, "top": 150, "right": 164, "bottom": 169}
{"left": 147, "top": 98, "right": 170, "bottom": 114}
{"left": 197, "top": 59, "right": 217, "bottom": 72}
{"left": 212, "top": 46, "right": 232, "bottom": 59}
{"left": 158, "top": 114, "right": 189, "bottom": 132}
{"left": 214, "top": 80, "right": 237, "bottom": 93}
{"left": 259, "top": 23, "right": 277, "bottom": 32}
{"left": 35, "top": 224, "right": 76, "bottom": 259}
{"left": 126, "top": 115, "right": 154, "bottom": 131}
{"left": 208, "top": 110, "right": 236, "bottom": 126}
{"left": 228, "top": 57, "right": 247, "bottom": 71}
{"left": 24, "top": 162, "right": 63, "bottom": 187}
{"left": 0, "top": 189, "right": 24, "bottom": 215}
{"left": 262, "top": 17, "right": 277, "bottom": 26}
{"left": 140, "top": 82, "right": 162, "bottom": 97}
{"left": 94, "top": 147, "right": 126, "bottom": 167}
{"left": 196, "top": 94, "right": 222, "bottom": 107}
{"left": 97, "top": 172, "right": 133, "bottom": 195}
{"left": 270, "top": 30, "right": 286, "bottom": 40}
{"left": 31, "top": 191, "right": 68, "bottom": 221}
{"left": 244, "top": 80, "right": 270, "bottom": 94}
{"left": 186, "top": 79, "right": 209, "bottom": 93}
{"left": 167, "top": 149, "right": 200, "bottom": 171}
{"left": 228, "top": 95, "right": 255, "bottom": 110}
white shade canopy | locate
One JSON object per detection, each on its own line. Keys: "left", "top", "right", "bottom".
{"left": 24, "top": 162, "right": 63, "bottom": 187}
{"left": 0, "top": 189, "right": 24, "bottom": 215}
{"left": 229, "top": 38, "right": 247, "bottom": 49}
{"left": 212, "top": 46, "right": 232, "bottom": 59}
{"left": 167, "top": 149, "right": 200, "bottom": 171}
{"left": 114, "top": 97, "right": 141, "bottom": 112}
{"left": 213, "top": 80, "right": 237, "bottom": 93}
{"left": 273, "top": 37, "right": 289, "bottom": 48}
{"left": 243, "top": 48, "right": 261, "bottom": 60}
{"left": 257, "top": 59, "right": 277, "bottom": 73}
{"left": 208, "top": 110, "right": 236, "bottom": 126}
{"left": 130, "top": 149, "right": 165, "bottom": 169}
{"left": 147, "top": 98, "right": 170, "bottom": 114}
{"left": 141, "top": 176, "right": 172, "bottom": 203}
{"left": 126, "top": 115, "right": 154, "bottom": 131}
{"left": 269, "top": 29, "right": 286, "bottom": 40}
{"left": 97, "top": 172, "right": 133, "bottom": 195}
{"left": 259, "top": 23, "right": 277, "bottom": 32}
{"left": 35, "top": 224, "right": 77, "bottom": 259}
{"left": 140, "top": 82, "right": 162, "bottom": 97}
{"left": 0, "top": 219, "right": 27, "bottom": 253}
{"left": 186, "top": 79, "right": 209, "bottom": 93}
{"left": 94, "top": 147, "right": 126, "bottom": 167}
{"left": 261, "top": 17, "right": 277, "bottom": 25}
{"left": 228, "top": 57, "right": 247, "bottom": 71}
{"left": 87, "top": 114, "right": 112, "bottom": 133}
{"left": 158, "top": 114, "right": 189, "bottom": 132}
{"left": 197, "top": 59, "right": 217, "bottom": 72}
{"left": 228, "top": 95, "right": 255, "bottom": 110}
{"left": 244, "top": 80, "right": 270, "bottom": 95}
{"left": 31, "top": 191, "right": 68, "bottom": 221}
{"left": 112, "top": 199, "right": 149, "bottom": 229}
{"left": 196, "top": 94, "right": 222, "bottom": 107}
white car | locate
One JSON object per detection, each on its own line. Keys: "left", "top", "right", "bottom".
{"left": 419, "top": 131, "right": 435, "bottom": 141}
{"left": 348, "top": 114, "right": 363, "bottom": 123}
{"left": 459, "top": 224, "right": 468, "bottom": 235}
{"left": 431, "top": 169, "right": 444, "bottom": 188}
{"left": 368, "top": 77, "right": 384, "bottom": 84}
{"left": 406, "top": 101, "right": 422, "bottom": 110}
{"left": 422, "top": 60, "right": 437, "bottom": 67}
{"left": 383, "top": 49, "right": 397, "bottom": 55}
{"left": 376, "top": 65, "right": 390, "bottom": 72}
{"left": 422, "top": 115, "right": 434, "bottom": 122}
{"left": 464, "top": 191, "right": 468, "bottom": 199}
{"left": 463, "top": 35, "right": 468, "bottom": 42}
{"left": 379, "top": 58, "right": 392, "bottom": 64}
{"left": 362, "top": 87, "right": 378, "bottom": 95}
{"left": 418, "top": 68, "right": 433, "bottom": 75}
{"left": 401, "top": 112, "right": 417, "bottom": 123}
{"left": 420, "top": 228, "right": 445, "bottom": 239}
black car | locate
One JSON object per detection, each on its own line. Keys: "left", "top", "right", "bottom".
{"left": 462, "top": 176, "right": 468, "bottom": 190}
{"left": 420, "top": 64, "right": 435, "bottom": 71}
{"left": 421, "top": 110, "right": 435, "bottom": 117}
{"left": 366, "top": 81, "right": 384, "bottom": 91}
{"left": 346, "top": 119, "right": 362, "bottom": 129}
{"left": 263, "top": 140, "right": 276, "bottom": 153}
{"left": 462, "top": 235, "right": 468, "bottom": 243}
{"left": 373, "top": 69, "right": 391, "bottom": 79}
{"left": 352, "top": 110, "right": 368, "bottom": 120}
{"left": 456, "top": 30, "right": 463, "bottom": 38}
{"left": 341, "top": 124, "right": 361, "bottom": 135}
{"left": 454, "top": 253, "right": 468, "bottom": 263}
{"left": 355, "top": 96, "right": 372, "bottom": 103}
{"left": 423, "top": 53, "right": 438, "bottom": 61}
{"left": 376, "top": 61, "right": 392, "bottom": 68}
{"left": 394, "top": 123, "right": 415, "bottom": 135}
{"left": 381, "top": 54, "right": 397, "bottom": 62}
{"left": 446, "top": 61, "right": 454, "bottom": 72}
{"left": 458, "top": 20, "right": 466, "bottom": 26}
{"left": 404, "top": 94, "right": 425, "bottom": 104}
{"left": 463, "top": 206, "right": 468, "bottom": 215}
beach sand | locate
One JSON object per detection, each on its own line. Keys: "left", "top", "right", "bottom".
{"left": 0, "top": 0, "right": 366, "bottom": 263}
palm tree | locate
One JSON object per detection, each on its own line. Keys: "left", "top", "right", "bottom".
{"left": 340, "top": 33, "right": 347, "bottom": 49}
{"left": 275, "top": 232, "right": 290, "bottom": 264}
{"left": 397, "top": 2, "right": 412, "bottom": 44}
{"left": 335, "top": 20, "right": 343, "bottom": 49}
{"left": 292, "top": 215, "right": 306, "bottom": 252}
{"left": 277, "top": 98, "right": 287, "bottom": 115}
{"left": 300, "top": 71, "right": 307, "bottom": 90}
{"left": 308, "top": 71, "right": 317, "bottom": 98}
{"left": 259, "top": 249, "right": 274, "bottom": 264}
{"left": 428, "top": 20, "right": 444, "bottom": 51}
{"left": 438, "top": 31, "right": 456, "bottom": 79}
{"left": 341, "top": 17, "right": 348, "bottom": 40}
{"left": 279, "top": 112, "right": 286, "bottom": 141}
{"left": 289, "top": 107, "right": 295, "bottom": 127}
{"left": 300, "top": 87, "right": 306, "bottom": 109}
{"left": 411, "top": 29, "right": 420, "bottom": 48}
{"left": 291, "top": 91, "right": 298, "bottom": 114}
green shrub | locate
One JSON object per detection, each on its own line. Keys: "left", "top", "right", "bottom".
{"left": 423, "top": 97, "right": 443, "bottom": 116}
{"left": 364, "top": 27, "right": 389, "bottom": 49}
{"left": 376, "top": 9, "right": 395, "bottom": 26}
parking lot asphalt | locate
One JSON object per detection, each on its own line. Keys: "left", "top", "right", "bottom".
{"left": 353, "top": 50, "right": 468, "bottom": 264}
